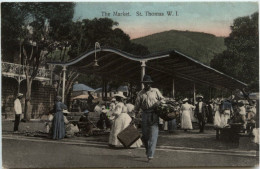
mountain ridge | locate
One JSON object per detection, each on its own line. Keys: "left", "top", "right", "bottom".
{"left": 132, "top": 29, "right": 227, "bottom": 65}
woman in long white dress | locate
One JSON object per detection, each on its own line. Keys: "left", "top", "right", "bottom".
{"left": 180, "top": 98, "right": 195, "bottom": 131}
{"left": 214, "top": 101, "right": 222, "bottom": 127}
{"left": 108, "top": 92, "right": 142, "bottom": 148}
{"left": 214, "top": 100, "right": 226, "bottom": 128}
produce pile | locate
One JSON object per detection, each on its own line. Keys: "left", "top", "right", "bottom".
{"left": 154, "top": 99, "right": 180, "bottom": 121}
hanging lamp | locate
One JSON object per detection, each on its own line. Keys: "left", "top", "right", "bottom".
{"left": 94, "top": 42, "right": 101, "bottom": 67}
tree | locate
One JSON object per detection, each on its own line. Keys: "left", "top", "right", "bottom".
{"left": 1, "top": 3, "right": 28, "bottom": 62}
{"left": 210, "top": 12, "right": 259, "bottom": 92}
{"left": 1, "top": 2, "right": 75, "bottom": 120}
{"left": 67, "top": 18, "right": 150, "bottom": 60}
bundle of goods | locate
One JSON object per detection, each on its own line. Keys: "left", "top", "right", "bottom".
{"left": 154, "top": 99, "right": 180, "bottom": 121}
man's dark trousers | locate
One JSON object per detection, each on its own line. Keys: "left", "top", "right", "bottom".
{"left": 197, "top": 113, "right": 205, "bottom": 132}
{"left": 14, "top": 114, "right": 20, "bottom": 131}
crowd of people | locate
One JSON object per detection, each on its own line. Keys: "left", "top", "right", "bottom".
{"left": 13, "top": 74, "right": 258, "bottom": 162}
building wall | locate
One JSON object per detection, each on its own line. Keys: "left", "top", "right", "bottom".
{"left": 2, "top": 77, "right": 55, "bottom": 119}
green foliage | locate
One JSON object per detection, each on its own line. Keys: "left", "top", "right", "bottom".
{"left": 67, "top": 18, "right": 150, "bottom": 60}
{"left": 1, "top": 3, "right": 28, "bottom": 62}
{"left": 1, "top": 2, "right": 75, "bottom": 63}
{"left": 132, "top": 30, "right": 226, "bottom": 65}
{"left": 211, "top": 12, "right": 259, "bottom": 92}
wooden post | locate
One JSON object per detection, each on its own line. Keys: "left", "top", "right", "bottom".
{"left": 209, "top": 87, "right": 211, "bottom": 100}
{"left": 17, "top": 65, "right": 23, "bottom": 93}
{"left": 256, "top": 100, "right": 259, "bottom": 128}
{"left": 105, "top": 79, "right": 107, "bottom": 100}
{"left": 193, "top": 83, "right": 196, "bottom": 105}
{"left": 102, "top": 77, "right": 104, "bottom": 99}
{"left": 130, "top": 83, "right": 133, "bottom": 101}
{"left": 141, "top": 61, "right": 146, "bottom": 89}
{"left": 172, "top": 79, "right": 175, "bottom": 99}
{"left": 49, "top": 65, "right": 55, "bottom": 86}
{"left": 18, "top": 77, "right": 21, "bottom": 93}
{"left": 62, "top": 65, "right": 66, "bottom": 103}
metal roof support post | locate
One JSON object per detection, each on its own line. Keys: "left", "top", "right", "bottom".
{"left": 209, "top": 87, "right": 211, "bottom": 100}
{"left": 256, "top": 100, "right": 259, "bottom": 128}
{"left": 17, "top": 65, "right": 23, "bottom": 93}
{"left": 141, "top": 61, "right": 146, "bottom": 89}
{"left": 129, "top": 83, "right": 133, "bottom": 102}
{"left": 193, "top": 83, "right": 196, "bottom": 105}
{"left": 49, "top": 65, "right": 54, "bottom": 86}
{"left": 172, "top": 79, "right": 175, "bottom": 99}
{"left": 18, "top": 76, "right": 21, "bottom": 93}
{"left": 105, "top": 79, "right": 107, "bottom": 101}
{"left": 102, "top": 77, "right": 104, "bottom": 99}
{"left": 62, "top": 65, "right": 66, "bottom": 103}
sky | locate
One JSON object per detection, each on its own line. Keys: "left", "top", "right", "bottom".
{"left": 74, "top": 2, "right": 258, "bottom": 39}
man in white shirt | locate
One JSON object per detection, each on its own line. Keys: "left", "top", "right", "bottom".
{"left": 14, "top": 93, "right": 23, "bottom": 132}
{"left": 134, "top": 75, "right": 164, "bottom": 162}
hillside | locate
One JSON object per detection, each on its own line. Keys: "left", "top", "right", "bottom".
{"left": 132, "top": 30, "right": 227, "bottom": 65}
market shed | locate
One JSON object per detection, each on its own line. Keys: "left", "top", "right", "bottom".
{"left": 48, "top": 46, "right": 247, "bottom": 102}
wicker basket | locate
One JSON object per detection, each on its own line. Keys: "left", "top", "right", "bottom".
{"left": 154, "top": 101, "right": 180, "bottom": 121}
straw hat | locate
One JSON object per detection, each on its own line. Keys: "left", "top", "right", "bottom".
{"left": 63, "top": 110, "right": 70, "bottom": 114}
{"left": 114, "top": 91, "right": 126, "bottom": 99}
{"left": 196, "top": 94, "right": 203, "bottom": 99}
{"left": 17, "top": 93, "right": 23, "bottom": 98}
{"left": 111, "top": 98, "right": 116, "bottom": 102}
{"left": 182, "top": 98, "right": 189, "bottom": 102}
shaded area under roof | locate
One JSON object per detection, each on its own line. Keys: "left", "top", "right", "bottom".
{"left": 48, "top": 47, "right": 247, "bottom": 91}
{"left": 73, "top": 83, "right": 95, "bottom": 92}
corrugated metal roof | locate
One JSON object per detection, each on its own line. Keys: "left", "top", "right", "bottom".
{"left": 48, "top": 47, "right": 247, "bottom": 90}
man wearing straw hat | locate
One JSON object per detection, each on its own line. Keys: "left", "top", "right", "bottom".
{"left": 134, "top": 75, "right": 164, "bottom": 162}
{"left": 14, "top": 93, "right": 23, "bottom": 132}
{"left": 195, "top": 95, "right": 208, "bottom": 133}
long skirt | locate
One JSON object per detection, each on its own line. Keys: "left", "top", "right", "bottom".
{"left": 214, "top": 111, "right": 226, "bottom": 128}
{"left": 252, "top": 128, "right": 259, "bottom": 144}
{"left": 190, "top": 109, "right": 198, "bottom": 123}
{"left": 52, "top": 111, "right": 65, "bottom": 140}
{"left": 214, "top": 111, "right": 221, "bottom": 128}
{"left": 181, "top": 110, "right": 193, "bottom": 129}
